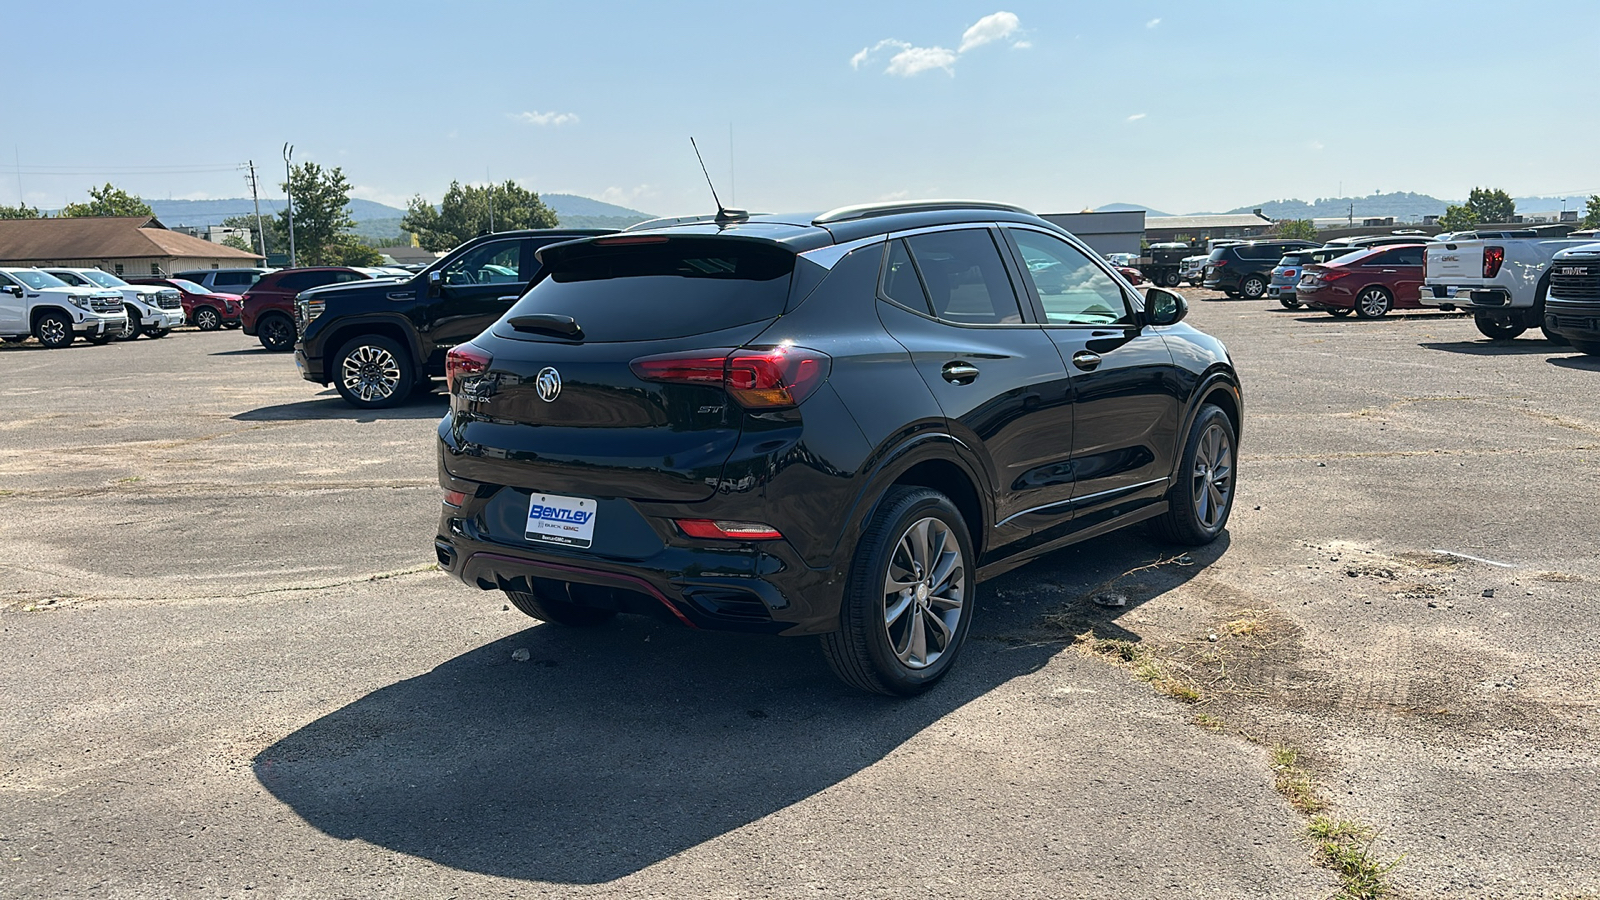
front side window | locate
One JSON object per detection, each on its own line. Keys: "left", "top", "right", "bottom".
{"left": 900, "top": 229, "right": 1022, "bottom": 325}
{"left": 80, "top": 269, "right": 128, "bottom": 288}
{"left": 1008, "top": 229, "right": 1133, "bottom": 326}
{"left": 50, "top": 271, "right": 90, "bottom": 286}
{"left": 442, "top": 240, "right": 522, "bottom": 286}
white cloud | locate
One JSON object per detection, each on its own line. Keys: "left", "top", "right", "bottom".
{"left": 877, "top": 189, "right": 912, "bottom": 202}
{"left": 1308, "top": 140, "right": 1325, "bottom": 151}
{"left": 509, "top": 110, "right": 579, "bottom": 127}
{"left": 958, "top": 11, "right": 1020, "bottom": 52}
{"left": 1127, "top": 113, "right": 1147, "bottom": 122}
{"left": 599, "top": 184, "right": 655, "bottom": 207}
{"left": 1012, "top": 40, "right": 1032, "bottom": 49}
{"left": 1146, "top": 18, "right": 1161, "bottom": 28}
{"left": 852, "top": 11, "right": 1025, "bottom": 77}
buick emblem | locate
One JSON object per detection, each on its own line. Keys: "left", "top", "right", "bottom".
{"left": 535, "top": 367, "right": 562, "bottom": 402}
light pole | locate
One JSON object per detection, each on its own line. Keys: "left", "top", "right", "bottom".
{"left": 283, "top": 143, "right": 297, "bottom": 267}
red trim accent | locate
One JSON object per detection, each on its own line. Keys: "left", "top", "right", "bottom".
{"left": 468, "top": 552, "right": 697, "bottom": 629}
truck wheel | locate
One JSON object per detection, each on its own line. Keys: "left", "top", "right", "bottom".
{"left": 1570, "top": 340, "right": 1600, "bottom": 356}
{"left": 256, "top": 313, "right": 295, "bottom": 352}
{"left": 1355, "top": 286, "right": 1393, "bottom": 319}
{"left": 116, "top": 305, "right": 142, "bottom": 341}
{"left": 1151, "top": 404, "right": 1236, "bottom": 545}
{"left": 35, "top": 311, "right": 75, "bottom": 349}
{"left": 333, "top": 334, "right": 415, "bottom": 409}
{"left": 1160, "top": 270, "right": 1181, "bottom": 288}
{"left": 821, "top": 486, "right": 974, "bottom": 696}
{"left": 1474, "top": 311, "right": 1526, "bottom": 340}
{"left": 505, "top": 585, "right": 616, "bottom": 626}
{"left": 1240, "top": 275, "right": 1267, "bottom": 299}
{"left": 194, "top": 307, "right": 222, "bottom": 331}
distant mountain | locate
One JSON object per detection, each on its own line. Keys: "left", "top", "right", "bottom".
{"left": 542, "top": 193, "right": 652, "bottom": 220}
{"left": 1224, "top": 192, "right": 1448, "bottom": 220}
{"left": 1096, "top": 202, "right": 1172, "bottom": 217}
{"left": 147, "top": 192, "right": 655, "bottom": 236}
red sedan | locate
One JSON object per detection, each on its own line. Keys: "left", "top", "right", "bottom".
{"left": 128, "top": 276, "right": 243, "bottom": 331}
{"left": 1296, "top": 244, "right": 1426, "bottom": 318}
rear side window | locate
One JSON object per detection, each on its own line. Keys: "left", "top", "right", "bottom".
{"left": 506, "top": 238, "right": 795, "bottom": 342}
{"left": 1390, "top": 247, "right": 1424, "bottom": 266}
{"left": 274, "top": 272, "right": 317, "bottom": 292}
{"left": 901, "top": 229, "right": 1022, "bottom": 325}
{"left": 882, "top": 240, "right": 931, "bottom": 313}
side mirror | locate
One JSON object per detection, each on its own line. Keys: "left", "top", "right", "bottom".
{"left": 1144, "top": 287, "right": 1187, "bottom": 327}
{"left": 427, "top": 269, "right": 442, "bottom": 297}
{"left": 2, "top": 285, "right": 21, "bottom": 296}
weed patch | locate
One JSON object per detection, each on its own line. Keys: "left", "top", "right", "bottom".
{"left": 1306, "top": 816, "right": 1402, "bottom": 900}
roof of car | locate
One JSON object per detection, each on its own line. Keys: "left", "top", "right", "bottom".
{"left": 596, "top": 201, "right": 1055, "bottom": 254}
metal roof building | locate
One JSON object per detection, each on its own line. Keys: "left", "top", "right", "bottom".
{"left": 1143, "top": 212, "right": 1275, "bottom": 243}
{"left": 0, "top": 215, "right": 263, "bottom": 277}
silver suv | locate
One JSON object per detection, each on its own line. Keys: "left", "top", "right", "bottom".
{"left": 1267, "top": 247, "right": 1361, "bottom": 308}
{"left": 173, "top": 267, "right": 274, "bottom": 295}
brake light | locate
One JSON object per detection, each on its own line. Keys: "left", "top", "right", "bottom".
{"left": 446, "top": 343, "right": 492, "bottom": 392}
{"left": 1210, "top": 260, "right": 1227, "bottom": 267}
{"left": 1284, "top": 269, "right": 1297, "bottom": 278}
{"left": 1320, "top": 268, "right": 1353, "bottom": 282}
{"left": 1483, "top": 246, "right": 1505, "bottom": 278}
{"left": 675, "top": 519, "right": 784, "bottom": 540}
{"left": 594, "top": 235, "right": 670, "bottom": 245}
{"left": 630, "top": 344, "right": 831, "bottom": 409}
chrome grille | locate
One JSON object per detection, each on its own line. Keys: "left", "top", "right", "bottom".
{"left": 90, "top": 297, "right": 122, "bottom": 313}
{"left": 1550, "top": 262, "right": 1600, "bottom": 300}
{"left": 157, "top": 291, "right": 182, "bottom": 309}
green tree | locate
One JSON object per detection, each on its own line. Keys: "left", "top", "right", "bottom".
{"left": 1580, "top": 195, "right": 1600, "bottom": 229}
{"left": 0, "top": 202, "right": 41, "bottom": 219}
{"left": 1438, "top": 204, "right": 1478, "bottom": 232}
{"left": 59, "top": 183, "right": 153, "bottom": 218}
{"left": 1463, "top": 187, "right": 1515, "bottom": 225}
{"left": 279, "top": 162, "right": 359, "bottom": 266}
{"left": 221, "top": 234, "right": 253, "bottom": 253}
{"left": 328, "top": 238, "right": 384, "bottom": 267}
{"left": 402, "top": 180, "right": 558, "bottom": 252}
{"left": 1273, "top": 219, "right": 1318, "bottom": 241}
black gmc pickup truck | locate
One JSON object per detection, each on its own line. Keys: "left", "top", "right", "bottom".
{"left": 293, "top": 228, "right": 613, "bottom": 408}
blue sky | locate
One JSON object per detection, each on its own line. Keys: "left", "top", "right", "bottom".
{"left": 7, "top": 1, "right": 1598, "bottom": 216}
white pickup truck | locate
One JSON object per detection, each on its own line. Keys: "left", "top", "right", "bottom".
{"left": 1417, "top": 234, "right": 1600, "bottom": 342}
{"left": 45, "top": 267, "right": 184, "bottom": 340}
{"left": 0, "top": 267, "right": 128, "bottom": 348}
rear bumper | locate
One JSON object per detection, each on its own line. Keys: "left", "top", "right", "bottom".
{"left": 1546, "top": 297, "right": 1600, "bottom": 342}
{"left": 435, "top": 510, "right": 844, "bottom": 636}
{"left": 1418, "top": 284, "right": 1515, "bottom": 310}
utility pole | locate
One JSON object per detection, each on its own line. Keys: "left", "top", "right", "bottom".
{"left": 1348, "top": 201, "right": 1354, "bottom": 227}
{"left": 246, "top": 161, "right": 268, "bottom": 263}
{"left": 487, "top": 168, "right": 494, "bottom": 233}
{"left": 283, "top": 143, "right": 297, "bottom": 267}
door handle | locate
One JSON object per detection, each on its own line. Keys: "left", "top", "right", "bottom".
{"left": 1380, "top": 269, "right": 1397, "bottom": 273}
{"left": 941, "top": 361, "right": 980, "bottom": 384}
{"left": 1071, "top": 350, "right": 1103, "bottom": 371}
{"left": 496, "top": 295, "right": 521, "bottom": 303}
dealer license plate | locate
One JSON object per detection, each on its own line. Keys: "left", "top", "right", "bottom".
{"left": 526, "top": 493, "right": 597, "bottom": 548}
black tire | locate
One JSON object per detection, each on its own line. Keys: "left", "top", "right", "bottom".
{"left": 256, "top": 313, "right": 296, "bottom": 352}
{"left": 194, "top": 307, "right": 222, "bottom": 331}
{"left": 1160, "top": 270, "right": 1181, "bottom": 288}
{"left": 1327, "top": 308, "right": 1352, "bottom": 317}
{"left": 821, "top": 486, "right": 975, "bottom": 696}
{"left": 1278, "top": 295, "right": 1301, "bottom": 309}
{"left": 505, "top": 585, "right": 616, "bottom": 626}
{"left": 332, "top": 334, "right": 416, "bottom": 409}
{"left": 410, "top": 377, "right": 438, "bottom": 398}
{"left": 1530, "top": 288, "right": 1566, "bottom": 345}
{"left": 1354, "top": 286, "right": 1393, "bottom": 319}
{"left": 34, "top": 311, "right": 74, "bottom": 349}
{"left": 1542, "top": 325, "right": 1570, "bottom": 346}
{"left": 1224, "top": 289, "right": 1241, "bottom": 299}
{"left": 145, "top": 328, "right": 169, "bottom": 339}
{"left": 116, "top": 305, "right": 142, "bottom": 341}
{"left": 223, "top": 321, "right": 242, "bottom": 329}
{"left": 1474, "top": 311, "right": 1526, "bottom": 341}
{"left": 1571, "top": 339, "right": 1600, "bottom": 356}
{"left": 1151, "top": 404, "right": 1236, "bottom": 545}
{"left": 87, "top": 332, "right": 113, "bottom": 345}
{"left": 1239, "top": 275, "right": 1267, "bottom": 299}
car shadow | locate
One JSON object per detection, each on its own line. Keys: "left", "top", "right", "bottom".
{"left": 1548, "top": 354, "right": 1600, "bottom": 371}
{"left": 210, "top": 348, "right": 280, "bottom": 356}
{"left": 253, "top": 527, "right": 1224, "bottom": 884}
{"left": 1418, "top": 340, "right": 1565, "bottom": 356}
{"left": 232, "top": 392, "right": 448, "bottom": 422}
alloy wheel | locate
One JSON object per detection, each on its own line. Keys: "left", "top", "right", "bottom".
{"left": 340, "top": 345, "right": 403, "bottom": 403}
{"left": 118, "top": 307, "right": 140, "bottom": 340}
{"left": 882, "top": 517, "right": 966, "bottom": 669}
{"left": 1358, "top": 289, "right": 1391, "bottom": 318}
{"left": 39, "top": 317, "right": 68, "bottom": 345}
{"left": 196, "top": 308, "right": 220, "bottom": 331}
{"left": 261, "top": 317, "right": 294, "bottom": 351}
{"left": 1191, "top": 421, "right": 1234, "bottom": 530}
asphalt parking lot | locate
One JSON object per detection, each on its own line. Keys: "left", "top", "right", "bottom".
{"left": 2, "top": 297, "right": 1597, "bottom": 899}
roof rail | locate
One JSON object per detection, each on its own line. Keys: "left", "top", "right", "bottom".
{"left": 623, "top": 214, "right": 722, "bottom": 232}
{"left": 812, "top": 199, "right": 1033, "bottom": 225}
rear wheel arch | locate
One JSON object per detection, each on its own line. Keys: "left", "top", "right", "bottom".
{"left": 837, "top": 434, "right": 994, "bottom": 563}
{"left": 890, "top": 458, "right": 986, "bottom": 560}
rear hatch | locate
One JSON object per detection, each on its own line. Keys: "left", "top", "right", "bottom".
{"left": 1424, "top": 240, "right": 1484, "bottom": 284}
{"left": 441, "top": 235, "right": 798, "bottom": 503}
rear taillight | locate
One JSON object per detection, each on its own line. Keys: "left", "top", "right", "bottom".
{"left": 630, "top": 344, "right": 831, "bottom": 409}
{"left": 1284, "top": 269, "right": 1297, "bottom": 278}
{"left": 1320, "top": 269, "right": 1353, "bottom": 282}
{"left": 443, "top": 490, "right": 468, "bottom": 508}
{"left": 675, "top": 519, "right": 784, "bottom": 540}
{"left": 1483, "top": 246, "right": 1505, "bottom": 278}
{"left": 1210, "top": 260, "right": 1226, "bottom": 267}
{"left": 446, "top": 343, "right": 492, "bottom": 392}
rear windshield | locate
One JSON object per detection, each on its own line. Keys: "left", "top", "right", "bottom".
{"left": 506, "top": 239, "right": 795, "bottom": 342}
{"left": 1280, "top": 253, "right": 1310, "bottom": 265}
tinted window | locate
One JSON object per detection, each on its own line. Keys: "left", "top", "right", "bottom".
{"left": 274, "top": 272, "right": 333, "bottom": 292}
{"left": 1009, "top": 229, "right": 1131, "bottom": 326}
{"left": 443, "top": 240, "right": 523, "bottom": 286}
{"left": 1390, "top": 247, "right": 1424, "bottom": 266}
{"left": 882, "top": 239, "right": 931, "bottom": 313}
{"left": 1280, "top": 253, "right": 1311, "bottom": 266}
{"left": 506, "top": 238, "right": 795, "bottom": 342}
{"left": 216, "top": 272, "right": 245, "bottom": 286}
{"left": 334, "top": 270, "right": 369, "bottom": 284}
{"left": 902, "top": 229, "right": 1021, "bottom": 325}
{"left": 1238, "top": 244, "right": 1275, "bottom": 259}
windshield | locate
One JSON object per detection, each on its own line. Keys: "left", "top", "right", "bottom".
{"left": 80, "top": 269, "right": 128, "bottom": 288}
{"left": 171, "top": 279, "right": 208, "bottom": 293}
{"left": 12, "top": 270, "right": 70, "bottom": 290}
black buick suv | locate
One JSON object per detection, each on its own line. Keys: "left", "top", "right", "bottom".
{"left": 435, "top": 201, "right": 1243, "bottom": 694}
